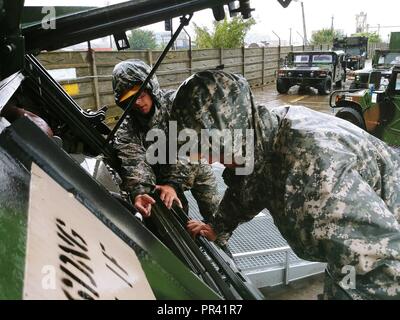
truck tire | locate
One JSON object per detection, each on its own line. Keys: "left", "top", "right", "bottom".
{"left": 318, "top": 76, "right": 332, "bottom": 95}
{"left": 336, "top": 107, "right": 366, "bottom": 130}
{"left": 277, "top": 79, "right": 289, "bottom": 94}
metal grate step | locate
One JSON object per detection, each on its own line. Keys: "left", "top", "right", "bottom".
{"left": 185, "top": 164, "right": 326, "bottom": 288}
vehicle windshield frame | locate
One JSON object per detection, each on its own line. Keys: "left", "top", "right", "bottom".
{"left": 292, "top": 53, "right": 334, "bottom": 66}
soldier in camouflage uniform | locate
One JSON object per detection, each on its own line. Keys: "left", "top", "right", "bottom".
{"left": 112, "top": 59, "right": 220, "bottom": 222}
{"left": 171, "top": 69, "right": 400, "bottom": 299}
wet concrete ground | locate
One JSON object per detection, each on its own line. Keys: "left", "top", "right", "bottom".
{"left": 253, "top": 60, "right": 373, "bottom": 115}
{"left": 260, "top": 273, "right": 325, "bottom": 300}
{"left": 252, "top": 83, "right": 338, "bottom": 115}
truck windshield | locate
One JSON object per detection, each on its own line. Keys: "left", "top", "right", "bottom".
{"left": 294, "top": 55, "right": 310, "bottom": 64}
{"left": 378, "top": 53, "right": 400, "bottom": 65}
{"left": 312, "top": 54, "right": 333, "bottom": 63}
{"left": 346, "top": 48, "right": 362, "bottom": 56}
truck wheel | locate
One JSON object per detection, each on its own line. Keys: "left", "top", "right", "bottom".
{"left": 336, "top": 107, "right": 366, "bottom": 130}
{"left": 318, "top": 76, "right": 332, "bottom": 95}
{"left": 277, "top": 79, "right": 289, "bottom": 94}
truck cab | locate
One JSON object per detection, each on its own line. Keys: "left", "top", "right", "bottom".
{"left": 350, "top": 32, "right": 400, "bottom": 90}
{"left": 331, "top": 66, "right": 400, "bottom": 147}
{"left": 277, "top": 50, "right": 346, "bottom": 95}
{"left": 333, "top": 36, "right": 368, "bottom": 71}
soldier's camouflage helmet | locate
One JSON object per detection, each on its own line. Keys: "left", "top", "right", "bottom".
{"left": 112, "top": 59, "right": 162, "bottom": 107}
{"left": 171, "top": 69, "right": 254, "bottom": 132}
{"left": 171, "top": 69, "right": 255, "bottom": 161}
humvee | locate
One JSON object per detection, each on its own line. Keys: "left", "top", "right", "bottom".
{"left": 277, "top": 50, "right": 346, "bottom": 95}
{"left": 350, "top": 32, "right": 400, "bottom": 90}
{"left": 333, "top": 36, "right": 368, "bottom": 70}
{"left": 350, "top": 49, "right": 400, "bottom": 90}
{"left": 1, "top": 0, "right": 298, "bottom": 300}
{"left": 330, "top": 67, "right": 400, "bottom": 147}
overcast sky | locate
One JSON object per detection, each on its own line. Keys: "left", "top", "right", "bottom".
{"left": 25, "top": 0, "right": 400, "bottom": 45}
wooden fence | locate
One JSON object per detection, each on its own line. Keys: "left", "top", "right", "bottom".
{"left": 37, "top": 44, "right": 330, "bottom": 125}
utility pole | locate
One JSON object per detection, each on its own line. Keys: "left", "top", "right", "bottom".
{"left": 331, "top": 15, "right": 334, "bottom": 32}
{"left": 289, "top": 28, "right": 292, "bottom": 46}
{"left": 300, "top": 1, "right": 308, "bottom": 45}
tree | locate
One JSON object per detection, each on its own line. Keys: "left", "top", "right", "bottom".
{"left": 194, "top": 17, "right": 256, "bottom": 49}
{"left": 352, "top": 32, "right": 382, "bottom": 43}
{"left": 128, "top": 29, "right": 157, "bottom": 50}
{"left": 311, "top": 29, "right": 344, "bottom": 46}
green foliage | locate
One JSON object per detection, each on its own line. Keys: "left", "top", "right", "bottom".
{"left": 352, "top": 32, "right": 382, "bottom": 43}
{"left": 128, "top": 29, "right": 157, "bottom": 50}
{"left": 311, "top": 29, "right": 344, "bottom": 45}
{"left": 194, "top": 17, "right": 256, "bottom": 49}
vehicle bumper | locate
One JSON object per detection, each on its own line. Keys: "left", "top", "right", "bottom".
{"left": 278, "top": 77, "right": 328, "bottom": 87}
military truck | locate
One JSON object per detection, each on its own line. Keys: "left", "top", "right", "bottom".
{"left": 1, "top": 0, "right": 295, "bottom": 300}
{"left": 350, "top": 32, "right": 400, "bottom": 89}
{"left": 330, "top": 67, "right": 400, "bottom": 146}
{"left": 276, "top": 50, "right": 346, "bottom": 95}
{"left": 333, "top": 36, "right": 368, "bottom": 70}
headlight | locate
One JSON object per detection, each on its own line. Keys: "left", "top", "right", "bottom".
{"left": 310, "top": 72, "right": 314, "bottom": 77}
{"left": 355, "top": 75, "right": 360, "bottom": 81}
{"left": 288, "top": 72, "right": 292, "bottom": 77}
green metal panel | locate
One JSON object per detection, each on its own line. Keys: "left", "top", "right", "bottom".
{"left": 390, "top": 32, "right": 400, "bottom": 50}
{"left": 0, "top": 147, "right": 29, "bottom": 300}
{"left": 382, "top": 97, "right": 400, "bottom": 146}
{"left": 139, "top": 253, "right": 220, "bottom": 300}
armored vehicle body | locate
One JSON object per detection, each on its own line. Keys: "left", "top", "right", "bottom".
{"left": 277, "top": 50, "right": 346, "bottom": 95}
{"left": 331, "top": 67, "right": 400, "bottom": 147}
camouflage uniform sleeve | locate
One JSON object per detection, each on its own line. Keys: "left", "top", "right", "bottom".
{"left": 157, "top": 160, "right": 189, "bottom": 188}
{"left": 113, "top": 120, "right": 156, "bottom": 200}
{"left": 279, "top": 150, "right": 400, "bottom": 299}
{"left": 159, "top": 161, "right": 221, "bottom": 221}
{"left": 208, "top": 171, "right": 265, "bottom": 246}
{"left": 189, "top": 163, "right": 221, "bottom": 222}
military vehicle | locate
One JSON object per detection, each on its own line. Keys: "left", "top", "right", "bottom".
{"left": 276, "top": 50, "right": 346, "bottom": 95}
{"left": 1, "top": 0, "right": 297, "bottom": 300}
{"left": 333, "top": 36, "right": 368, "bottom": 70}
{"left": 350, "top": 32, "right": 400, "bottom": 90}
{"left": 330, "top": 67, "right": 400, "bottom": 146}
